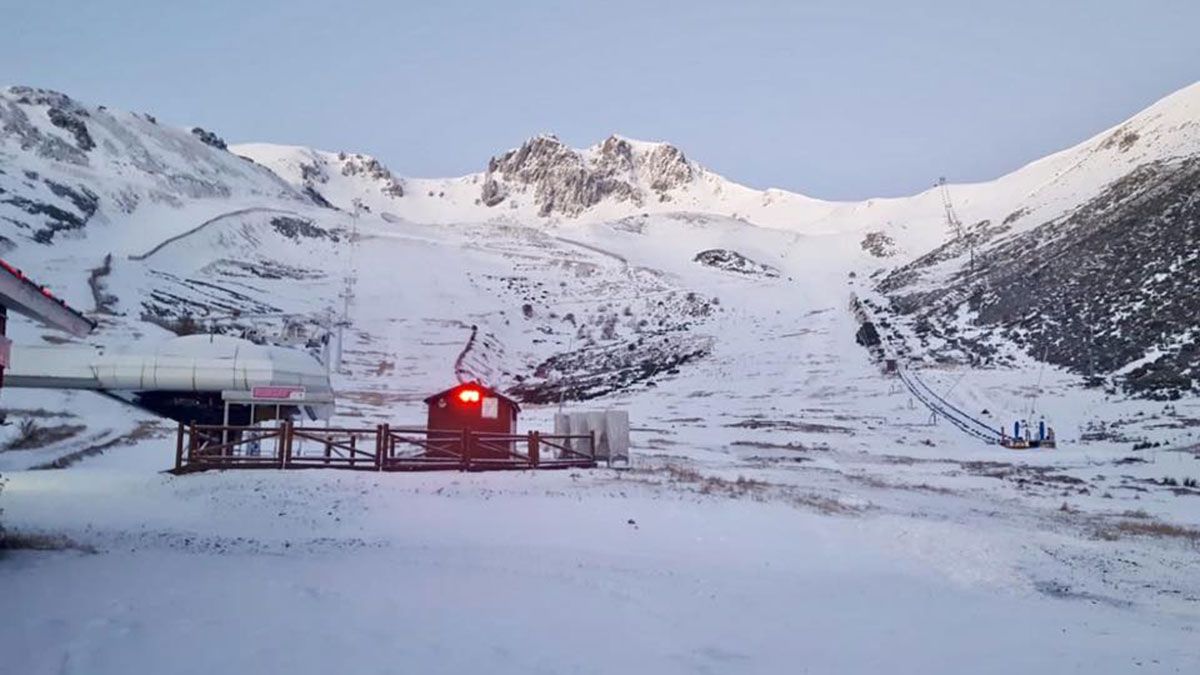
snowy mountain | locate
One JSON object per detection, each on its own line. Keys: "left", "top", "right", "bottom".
{"left": 0, "top": 81, "right": 1198, "bottom": 415}
{"left": 4, "top": 81, "right": 1200, "bottom": 675}
{"left": 0, "top": 86, "right": 310, "bottom": 252}
{"left": 229, "top": 81, "right": 1200, "bottom": 254}
{"left": 868, "top": 82, "right": 1200, "bottom": 398}
{"left": 234, "top": 82, "right": 1200, "bottom": 400}
{"left": 229, "top": 143, "right": 404, "bottom": 212}
{"left": 233, "top": 132, "right": 841, "bottom": 227}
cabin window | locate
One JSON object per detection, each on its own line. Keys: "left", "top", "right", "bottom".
{"left": 481, "top": 397, "right": 499, "bottom": 419}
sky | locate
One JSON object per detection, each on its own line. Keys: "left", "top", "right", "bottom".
{"left": 2, "top": 0, "right": 1198, "bottom": 199}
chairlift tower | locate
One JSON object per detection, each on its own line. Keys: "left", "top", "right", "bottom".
{"left": 331, "top": 199, "right": 363, "bottom": 374}
{"left": 937, "top": 176, "right": 976, "bottom": 274}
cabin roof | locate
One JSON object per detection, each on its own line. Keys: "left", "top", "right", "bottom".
{"left": 423, "top": 381, "right": 521, "bottom": 412}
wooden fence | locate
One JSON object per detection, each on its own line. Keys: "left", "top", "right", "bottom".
{"left": 173, "top": 422, "right": 597, "bottom": 474}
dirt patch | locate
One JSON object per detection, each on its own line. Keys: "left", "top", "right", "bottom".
{"left": 957, "top": 460, "right": 1087, "bottom": 488}
{"left": 1094, "top": 519, "right": 1200, "bottom": 544}
{"left": 30, "top": 420, "right": 165, "bottom": 469}
{"left": 725, "top": 418, "right": 854, "bottom": 435}
{"left": 0, "top": 531, "right": 97, "bottom": 554}
{"left": 846, "top": 471, "right": 957, "bottom": 496}
{"left": 1032, "top": 581, "right": 1131, "bottom": 608}
{"left": 627, "top": 464, "right": 864, "bottom": 516}
{"left": 339, "top": 390, "right": 413, "bottom": 408}
{"left": 1, "top": 408, "right": 77, "bottom": 419}
{"left": 873, "top": 454, "right": 945, "bottom": 466}
{"left": 3, "top": 420, "right": 86, "bottom": 451}
{"left": 731, "top": 440, "right": 829, "bottom": 452}
{"left": 744, "top": 455, "right": 813, "bottom": 464}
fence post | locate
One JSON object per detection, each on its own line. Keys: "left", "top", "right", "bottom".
{"left": 529, "top": 431, "right": 540, "bottom": 469}
{"left": 280, "top": 421, "right": 291, "bottom": 469}
{"left": 461, "top": 429, "right": 471, "bottom": 472}
{"left": 174, "top": 422, "right": 185, "bottom": 471}
{"left": 188, "top": 421, "right": 197, "bottom": 464}
{"left": 589, "top": 430, "right": 596, "bottom": 463}
{"left": 376, "top": 424, "right": 388, "bottom": 471}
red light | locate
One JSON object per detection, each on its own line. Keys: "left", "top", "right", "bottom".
{"left": 41, "top": 286, "right": 54, "bottom": 298}
{"left": 457, "top": 388, "right": 481, "bottom": 404}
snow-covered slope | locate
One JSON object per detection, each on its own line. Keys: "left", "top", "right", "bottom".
{"left": 0, "top": 86, "right": 309, "bottom": 252}
{"left": 865, "top": 82, "right": 1200, "bottom": 398}
{"left": 229, "top": 143, "right": 405, "bottom": 212}
{"left": 1, "top": 80, "right": 1198, "bottom": 404}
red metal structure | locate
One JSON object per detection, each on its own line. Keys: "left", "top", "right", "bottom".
{"left": 424, "top": 381, "right": 519, "bottom": 436}
{"left": 0, "top": 258, "right": 95, "bottom": 389}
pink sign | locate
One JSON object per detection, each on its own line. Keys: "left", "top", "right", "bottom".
{"left": 251, "top": 385, "right": 306, "bottom": 401}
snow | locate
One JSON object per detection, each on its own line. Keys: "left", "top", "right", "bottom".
{"left": 2, "top": 81, "right": 1200, "bottom": 673}
{"left": 3, "top": 455, "right": 1199, "bottom": 675}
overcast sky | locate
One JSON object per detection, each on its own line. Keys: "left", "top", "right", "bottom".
{"left": 3, "top": 0, "right": 1198, "bottom": 199}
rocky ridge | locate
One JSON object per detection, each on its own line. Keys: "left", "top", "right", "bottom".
{"left": 479, "top": 134, "right": 696, "bottom": 217}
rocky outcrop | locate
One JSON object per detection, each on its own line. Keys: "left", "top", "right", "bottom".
{"left": 879, "top": 156, "right": 1200, "bottom": 399}
{"left": 269, "top": 216, "right": 339, "bottom": 242}
{"left": 1, "top": 87, "right": 92, "bottom": 164}
{"left": 693, "top": 249, "right": 780, "bottom": 278}
{"left": 337, "top": 152, "right": 404, "bottom": 198}
{"left": 191, "top": 127, "right": 228, "bottom": 150}
{"left": 480, "top": 134, "right": 696, "bottom": 217}
{"left": 861, "top": 231, "right": 897, "bottom": 257}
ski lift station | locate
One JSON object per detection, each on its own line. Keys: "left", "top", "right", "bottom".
{"left": 5, "top": 334, "right": 335, "bottom": 424}
{"left": 2, "top": 257, "right": 334, "bottom": 427}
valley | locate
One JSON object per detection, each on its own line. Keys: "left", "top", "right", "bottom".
{"left": 1, "top": 82, "right": 1198, "bottom": 673}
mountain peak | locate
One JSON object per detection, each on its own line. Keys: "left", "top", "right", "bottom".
{"left": 480, "top": 133, "right": 697, "bottom": 217}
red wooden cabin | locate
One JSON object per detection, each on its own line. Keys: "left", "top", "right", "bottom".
{"left": 423, "top": 382, "right": 520, "bottom": 460}
{"left": 425, "top": 381, "right": 519, "bottom": 434}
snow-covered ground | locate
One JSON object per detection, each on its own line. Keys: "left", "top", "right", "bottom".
{"left": 3, "top": 210, "right": 1199, "bottom": 673}
{"left": 3, "top": 440, "right": 1199, "bottom": 674}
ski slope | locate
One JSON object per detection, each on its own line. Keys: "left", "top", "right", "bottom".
{"left": 2, "top": 81, "right": 1200, "bottom": 674}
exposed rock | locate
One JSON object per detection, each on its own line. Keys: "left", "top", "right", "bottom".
{"left": 856, "top": 321, "right": 881, "bottom": 348}
{"left": 0, "top": 87, "right": 90, "bottom": 165}
{"left": 878, "top": 156, "right": 1200, "bottom": 399}
{"left": 480, "top": 176, "right": 507, "bottom": 206}
{"left": 47, "top": 106, "right": 95, "bottom": 152}
{"left": 480, "top": 134, "right": 696, "bottom": 217}
{"left": 337, "top": 152, "right": 404, "bottom": 198}
{"left": 0, "top": 172, "right": 99, "bottom": 244}
{"left": 302, "top": 186, "right": 334, "bottom": 209}
{"left": 693, "top": 249, "right": 780, "bottom": 278}
{"left": 270, "top": 216, "right": 339, "bottom": 242}
{"left": 861, "top": 231, "right": 897, "bottom": 257}
{"left": 190, "top": 127, "right": 228, "bottom": 150}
